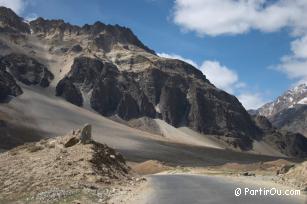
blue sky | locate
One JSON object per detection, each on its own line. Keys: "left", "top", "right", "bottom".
{"left": 2, "top": 0, "right": 307, "bottom": 109}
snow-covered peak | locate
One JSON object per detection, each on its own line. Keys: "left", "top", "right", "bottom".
{"left": 258, "top": 83, "right": 307, "bottom": 118}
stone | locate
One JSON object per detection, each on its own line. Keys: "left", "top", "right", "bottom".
{"left": 241, "top": 172, "right": 255, "bottom": 176}
{"left": 64, "top": 137, "right": 79, "bottom": 148}
{"left": 80, "top": 124, "right": 92, "bottom": 144}
{"left": 70, "top": 44, "right": 83, "bottom": 52}
{"left": 276, "top": 164, "right": 295, "bottom": 175}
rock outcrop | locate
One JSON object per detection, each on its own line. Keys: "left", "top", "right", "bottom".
{"left": 278, "top": 161, "right": 307, "bottom": 190}
{"left": 270, "top": 105, "right": 307, "bottom": 137}
{"left": 56, "top": 54, "right": 259, "bottom": 149}
{"left": 29, "top": 18, "right": 155, "bottom": 54}
{"left": 0, "top": 53, "right": 54, "bottom": 87}
{"left": 253, "top": 115, "right": 307, "bottom": 157}
{"left": 0, "top": 68, "right": 22, "bottom": 102}
{"left": 0, "top": 7, "right": 30, "bottom": 33}
{"left": 0, "top": 125, "right": 130, "bottom": 201}
{"left": 55, "top": 77, "right": 83, "bottom": 106}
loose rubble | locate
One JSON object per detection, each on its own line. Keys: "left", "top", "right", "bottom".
{"left": 0, "top": 124, "right": 134, "bottom": 203}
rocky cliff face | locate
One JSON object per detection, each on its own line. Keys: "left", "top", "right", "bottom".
{"left": 55, "top": 55, "right": 259, "bottom": 149}
{"left": 0, "top": 68, "right": 22, "bottom": 102}
{"left": 1, "top": 53, "right": 54, "bottom": 87}
{"left": 253, "top": 115, "right": 307, "bottom": 157}
{"left": 1, "top": 6, "right": 306, "bottom": 154}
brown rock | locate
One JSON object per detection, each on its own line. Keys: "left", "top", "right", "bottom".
{"left": 64, "top": 137, "right": 79, "bottom": 148}
{"left": 276, "top": 164, "right": 295, "bottom": 175}
{"left": 80, "top": 124, "right": 92, "bottom": 144}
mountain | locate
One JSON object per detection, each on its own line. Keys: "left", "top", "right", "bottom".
{"left": 257, "top": 83, "right": 307, "bottom": 137}
{"left": 0, "top": 6, "right": 306, "bottom": 157}
{"left": 252, "top": 115, "right": 307, "bottom": 157}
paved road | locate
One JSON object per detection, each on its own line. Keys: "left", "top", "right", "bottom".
{"left": 144, "top": 174, "right": 306, "bottom": 204}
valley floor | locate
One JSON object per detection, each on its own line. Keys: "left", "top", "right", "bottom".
{"left": 0, "top": 86, "right": 305, "bottom": 204}
{"left": 0, "top": 86, "right": 287, "bottom": 166}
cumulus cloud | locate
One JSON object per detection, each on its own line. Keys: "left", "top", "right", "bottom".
{"left": 0, "top": 0, "right": 27, "bottom": 14}
{"left": 199, "top": 61, "right": 239, "bottom": 93}
{"left": 172, "top": 0, "right": 307, "bottom": 85}
{"left": 238, "top": 92, "right": 267, "bottom": 110}
{"left": 277, "top": 35, "right": 307, "bottom": 83}
{"left": 172, "top": 0, "right": 307, "bottom": 36}
{"left": 157, "top": 52, "right": 266, "bottom": 108}
{"left": 171, "top": 0, "right": 307, "bottom": 101}
{"left": 158, "top": 53, "right": 240, "bottom": 93}
{"left": 158, "top": 53, "right": 198, "bottom": 68}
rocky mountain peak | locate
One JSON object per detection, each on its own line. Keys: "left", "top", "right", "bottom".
{"left": 1, "top": 6, "right": 307, "bottom": 155}
{"left": 0, "top": 6, "right": 30, "bottom": 33}
{"left": 258, "top": 83, "right": 307, "bottom": 118}
{"left": 256, "top": 83, "right": 307, "bottom": 137}
{"left": 29, "top": 17, "right": 155, "bottom": 54}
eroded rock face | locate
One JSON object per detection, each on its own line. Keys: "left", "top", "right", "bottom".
{"left": 56, "top": 56, "right": 260, "bottom": 149}
{"left": 160, "top": 86, "right": 188, "bottom": 126}
{"left": 91, "top": 78, "right": 122, "bottom": 115}
{"left": 252, "top": 115, "right": 307, "bottom": 157}
{"left": 117, "top": 93, "right": 140, "bottom": 120}
{"left": 0, "top": 69, "right": 22, "bottom": 102}
{"left": 0, "top": 54, "right": 54, "bottom": 87}
{"left": 57, "top": 57, "right": 156, "bottom": 119}
{"left": 56, "top": 77, "right": 83, "bottom": 106}
{"left": 0, "top": 7, "right": 30, "bottom": 33}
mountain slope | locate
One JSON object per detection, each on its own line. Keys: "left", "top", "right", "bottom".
{"left": 0, "top": 6, "right": 258, "bottom": 149}
{"left": 0, "top": 6, "right": 307, "bottom": 157}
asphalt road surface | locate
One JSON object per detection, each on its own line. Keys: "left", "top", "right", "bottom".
{"left": 144, "top": 174, "right": 306, "bottom": 204}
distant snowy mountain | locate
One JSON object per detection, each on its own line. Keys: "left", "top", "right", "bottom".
{"left": 257, "top": 83, "right": 307, "bottom": 137}
{"left": 258, "top": 83, "right": 307, "bottom": 118}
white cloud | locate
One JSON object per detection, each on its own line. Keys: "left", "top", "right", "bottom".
{"left": 199, "top": 60, "right": 239, "bottom": 93}
{"left": 238, "top": 93, "right": 267, "bottom": 110}
{"left": 172, "top": 0, "right": 307, "bottom": 36}
{"left": 172, "top": 0, "right": 307, "bottom": 91}
{"left": 158, "top": 53, "right": 240, "bottom": 93}
{"left": 0, "top": 0, "right": 27, "bottom": 14}
{"left": 158, "top": 53, "right": 198, "bottom": 68}
{"left": 277, "top": 35, "right": 307, "bottom": 83}
{"left": 157, "top": 52, "right": 266, "bottom": 109}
